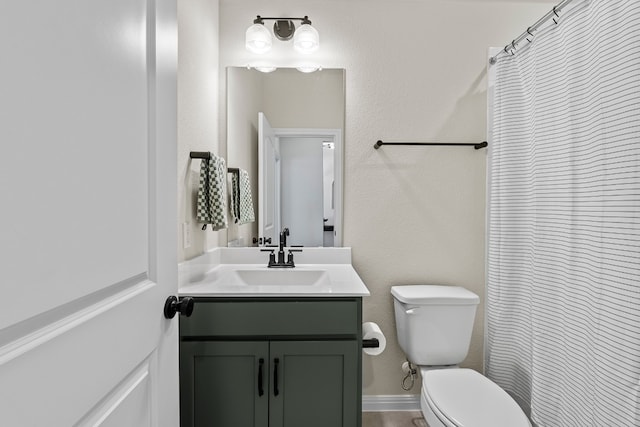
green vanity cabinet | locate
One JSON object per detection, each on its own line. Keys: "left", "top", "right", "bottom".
{"left": 179, "top": 297, "right": 363, "bottom": 427}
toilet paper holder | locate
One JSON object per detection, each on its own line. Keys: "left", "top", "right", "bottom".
{"left": 362, "top": 338, "right": 380, "bottom": 348}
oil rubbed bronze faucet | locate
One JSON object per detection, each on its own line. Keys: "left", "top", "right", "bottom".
{"left": 277, "top": 227, "right": 289, "bottom": 264}
{"left": 261, "top": 227, "right": 302, "bottom": 268}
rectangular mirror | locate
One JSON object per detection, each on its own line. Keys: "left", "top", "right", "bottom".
{"left": 226, "top": 67, "right": 345, "bottom": 247}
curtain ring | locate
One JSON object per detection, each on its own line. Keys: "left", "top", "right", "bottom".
{"left": 553, "top": 6, "right": 559, "bottom": 24}
{"left": 526, "top": 27, "right": 534, "bottom": 43}
{"left": 504, "top": 44, "right": 515, "bottom": 56}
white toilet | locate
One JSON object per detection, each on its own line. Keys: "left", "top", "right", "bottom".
{"left": 391, "top": 285, "right": 531, "bottom": 427}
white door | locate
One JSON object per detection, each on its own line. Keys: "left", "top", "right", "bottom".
{"left": 258, "top": 112, "right": 280, "bottom": 246}
{"left": 0, "top": 1, "right": 179, "bottom": 426}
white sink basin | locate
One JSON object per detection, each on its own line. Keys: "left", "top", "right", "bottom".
{"left": 234, "top": 269, "right": 329, "bottom": 287}
{"left": 178, "top": 248, "right": 371, "bottom": 297}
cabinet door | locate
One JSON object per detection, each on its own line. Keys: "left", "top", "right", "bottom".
{"left": 269, "top": 341, "right": 359, "bottom": 427}
{"left": 180, "top": 341, "right": 269, "bottom": 427}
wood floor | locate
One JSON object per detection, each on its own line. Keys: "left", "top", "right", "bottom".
{"left": 362, "top": 411, "right": 429, "bottom": 427}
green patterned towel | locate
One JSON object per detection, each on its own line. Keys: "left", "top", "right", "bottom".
{"left": 231, "top": 169, "right": 255, "bottom": 225}
{"left": 196, "top": 153, "right": 228, "bottom": 231}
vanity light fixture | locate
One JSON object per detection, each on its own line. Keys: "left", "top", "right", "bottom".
{"left": 246, "top": 15, "right": 319, "bottom": 54}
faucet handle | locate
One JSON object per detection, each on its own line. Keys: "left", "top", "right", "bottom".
{"left": 286, "top": 248, "right": 303, "bottom": 265}
{"left": 261, "top": 249, "right": 276, "bottom": 266}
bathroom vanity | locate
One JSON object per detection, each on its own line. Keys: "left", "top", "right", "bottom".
{"left": 178, "top": 248, "right": 369, "bottom": 427}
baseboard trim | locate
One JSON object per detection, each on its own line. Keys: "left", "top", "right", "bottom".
{"left": 362, "top": 394, "right": 421, "bottom": 412}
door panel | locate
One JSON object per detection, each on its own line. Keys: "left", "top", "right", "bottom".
{"left": 0, "top": 281, "right": 158, "bottom": 425}
{"left": 180, "top": 341, "right": 269, "bottom": 427}
{"left": 75, "top": 359, "right": 152, "bottom": 427}
{"left": 270, "top": 341, "right": 358, "bottom": 427}
{"left": 0, "top": 0, "right": 178, "bottom": 425}
{"left": 0, "top": 0, "right": 149, "bottom": 331}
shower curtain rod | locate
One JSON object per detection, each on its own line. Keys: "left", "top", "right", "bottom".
{"left": 489, "top": 0, "right": 574, "bottom": 64}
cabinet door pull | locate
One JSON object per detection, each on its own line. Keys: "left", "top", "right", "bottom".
{"left": 258, "top": 358, "right": 264, "bottom": 396}
{"left": 273, "top": 358, "right": 280, "bottom": 396}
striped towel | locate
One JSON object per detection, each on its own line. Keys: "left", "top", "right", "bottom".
{"left": 231, "top": 169, "right": 255, "bottom": 225}
{"left": 196, "top": 153, "right": 228, "bottom": 231}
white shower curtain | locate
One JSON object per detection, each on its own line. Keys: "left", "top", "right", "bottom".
{"left": 487, "top": 1, "right": 640, "bottom": 426}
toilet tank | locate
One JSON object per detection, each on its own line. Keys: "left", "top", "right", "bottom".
{"left": 391, "top": 285, "right": 479, "bottom": 366}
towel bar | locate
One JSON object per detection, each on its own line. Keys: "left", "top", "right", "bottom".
{"left": 189, "top": 151, "right": 211, "bottom": 159}
{"left": 374, "top": 140, "right": 488, "bottom": 150}
{"left": 190, "top": 153, "right": 239, "bottom": 176}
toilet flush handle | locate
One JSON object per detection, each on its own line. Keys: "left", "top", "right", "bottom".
{"left": 405, "top": 308, "right": 418, "bottom": 315}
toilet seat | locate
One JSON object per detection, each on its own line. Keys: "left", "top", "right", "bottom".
{"left": 422, "top": 368, "right": 531, "bottom": 427}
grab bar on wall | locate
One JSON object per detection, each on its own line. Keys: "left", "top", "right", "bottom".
{"left": 373, "top": 140, "right": 488, "bottom": 150}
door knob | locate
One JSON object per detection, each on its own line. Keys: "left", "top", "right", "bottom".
{"left": 164, "top": 296, "right": 194, "bottom": 319}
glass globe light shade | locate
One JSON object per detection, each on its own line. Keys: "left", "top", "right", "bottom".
{"left": 254, "top": 66, "right": 277, "bottom": 73}
{"left": 296, "top": 64, "right": 322, "bottom": 73}
{"left": 246, "top": 23, "right": 272, "bottom": 54}
{"left": 293, "top": 24, "right": 319, "bottom": 53}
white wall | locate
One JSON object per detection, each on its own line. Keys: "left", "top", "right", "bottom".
{"left": 262, "top": 68, "right": 344, "bottom": 128}
{"left": 219, "top": 0, "right": 556, "bottom": 396}
{"left": 178, "top": 0, "right": 221, "bottom": 261}
{"left": 226, "top": 68, "right": 263, "bottom": 246}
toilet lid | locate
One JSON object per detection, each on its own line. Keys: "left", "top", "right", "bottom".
{"left": 423, "top": 369, "right": 531, "bottom": 427}
{"left": 391, "top": 285, "right": 479, "bottom": 305}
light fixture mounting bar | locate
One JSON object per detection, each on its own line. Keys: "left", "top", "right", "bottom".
{"left": 254, "top": 15, "right": 312, "bottom": 24}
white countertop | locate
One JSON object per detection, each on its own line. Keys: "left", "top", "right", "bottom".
{"left": 178, "top": 247, "right": 370, "bottom": 297}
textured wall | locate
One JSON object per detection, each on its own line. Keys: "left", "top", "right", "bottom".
{"left": 218, "top": 0, "right": 555, "bottom": 396}
{"left": 177, "top": 0, "right": 222, "bottom": 262}
{"left": 261, "top": 68, "right": 344, "bottom": 129}
{"left": 225, "top": 68, "right": 263, "bottom": 246}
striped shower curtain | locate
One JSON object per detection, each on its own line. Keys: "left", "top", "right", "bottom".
{"left": 487, "top": 1, "right": 640, "bottom": 426}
